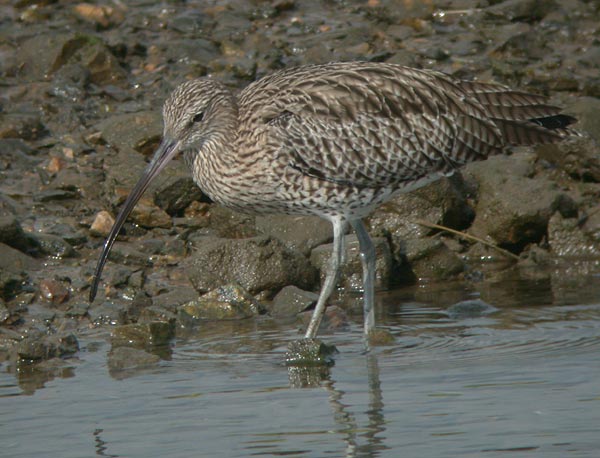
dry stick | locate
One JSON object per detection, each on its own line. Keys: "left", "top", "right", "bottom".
{"left": 413, "top": 219, "right": 520, "bottom": 261}
{"left": 377, "top": 203, "right": 519, "bottom": 260}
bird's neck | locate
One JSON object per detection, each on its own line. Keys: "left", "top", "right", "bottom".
{"left": 186, "top": 100, "right": 241, "bottom": 202}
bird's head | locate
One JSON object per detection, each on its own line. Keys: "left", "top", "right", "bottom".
{"left": 89, "top": 78, "right": 237, "bottom": 302}
{"left": 162, "top": 79, "right": 237, "bottom": 155}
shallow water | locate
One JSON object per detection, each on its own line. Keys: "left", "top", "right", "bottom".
{"left": 2, "top": 264, "right": 600, "bottom": 458}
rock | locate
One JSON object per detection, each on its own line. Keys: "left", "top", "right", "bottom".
{"left": 536, "top": 135, "right": 600, "bottom": 183}
{"left": 368, "top": 175, "right": 473, "bottom": 241}
{"left": 107, "top": 266, "right": 133, "bottom": 288}
{"left": 255, "top": 214, "right": 332, "bottom": 255}
{"left": 46, "top": 155, "right": 66, "bottom": 174}
{"left": 518, "top": 245, "right": 554, "bottom": 269}
{"left": 107, "top": 346, "right": 160, "bottom": 372}
{"left": 187, "top": 236, "right": 318, "bottom": 295}
{"left": 157, "top": 38, "right": 220, "bottom": 72}
{"left": 0, "top": 111, "right": 47, "bottom": 140}
{"left": 16, "top": 333, "right": 79, "bottom": 361}
{"left": 95, "top": 114, "right": 161, "bottom": 208}
{"left": 465, "top": 154, "right": 566, "bottom": 252}
{"left": 207, "top": 206, "right": 258, "bottom": 238}
{"left": 129, "top": 199, "right": 172, "bottom": 229}
{"left": 34, "top": 189, "right": 79, "bottom": 202}
{"left": 103, "top": 241, "right": 152, "bottom": 267}
{"left": 97, "top": 116, "right": 190, "bottom": 225}
{"left": 0, "top": 138, "right": 40, "bottom": 172}
{"left": 210, "top": 7, "right": 254, "bottom": 44}
{"left": 167, "top": 10, "right": 206, "bottom": 34}
{"left": 463, "top": 241, "right": 517, "bottom": 266}
{"left": 34, "top": 233, "right": 77, "bottom": 258}
{"left": 153, "top": 162, "right": 204, "bottom": 216}
{"left": 45, "top": 223, "right": 87, "bottom": 247}
{"left": 19, "top": 33, "right": 126, "bottom": 85}
{"left": 299, "top": 305, "right": 350, "bottom": 333}
{"left": 88, "top": 301, "right": 127, "bottom": 326}
{"left": 95, "top": 111, "right": 162, "bottom": 157}
{"left": 39, "top": 278, "right": 70, "bottom": 305}
{"left": 151, "top": 286, "right": 203, "bottom": 312}
{"left": 18, "top": 33, "right": 73, "bottom": 81}
{"left": 90, "top": 210, "right": 115, "bottom": 237}
{"left": 285, "top": 338, "right": 337, "bottom": 367}
{"left": 0, "top": 302, "right": 9, "bottom": 323}
{"left": 0, "top": 215, "right": 36, "bottom": 253}
{"left": 566, "top": 97, "right": 600, "bottom": 143}
{"left": 310, "top": 234, "right": 394, "bottom": 291}
{"left": 486, "top": 0, "right": 556, "bottom": 23}
{"left": 111, "top": 321, "right": 175, "bottom": 349}
{"left": 177, "top": 284, "right": 263, "bottom": 324}
{"left": 582, "top": 209, "right": 600, "bottom": 244}
{"left": 16, "top": 337, "right": 50, "bottom": 361}
{"left": 203, "top": 282, "right": 265, "bottom": 316}
{"left": 72, "top": 3, "right": 125, "bottom": 28}
{"left": 446, "top": 299, "right": 498, "bottom": 319}
{"left": 67, "top": 39, "right": 128, "bottom": 86}
{"left": 270, "top": 285, "right": 318, "bottom": 318}
{"left": 138, "top": 305, "right": 177, "bottom": 324}
{"left": 65, "top": 302, "right": 89, "bottom": 318}
{"left": 397, "top": 238, "right": 465, "bottom": 283}
{"left": 548, "top": 213, "right": 600, "bottom": 257}
{"left": 49, "top": 62, "right": 90, "bottom": 102}
{"left": 0, "top": 243, "right": 37, "bottom": 298}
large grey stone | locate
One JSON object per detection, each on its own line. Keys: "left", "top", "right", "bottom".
{"left": 465, "top": 154, "right": 566, "bottom": 252}
{"left": 396, "top": 238, "right": 464, "bottom": 283}
{"left": 187, "top": 236, "right": 318, "bottom": 295}
{"left": 255, "top": 214, "right": 332, "bottom": 255}
{"left": 270, "top": 285, "right": 318, "bottom": 318}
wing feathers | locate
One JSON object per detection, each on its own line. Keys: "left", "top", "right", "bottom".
{"left": 239, "top": 62, "right": 576, "bottom": 189}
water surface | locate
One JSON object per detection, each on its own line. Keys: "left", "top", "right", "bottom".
{"left": 2, "top": 264, "right": 600, "bottom": 458}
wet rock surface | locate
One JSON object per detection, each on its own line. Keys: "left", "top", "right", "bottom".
{"left": 0, "top": 0, "right": 599, "bottom": 378}
{"left": 187, "top": 236, "right": 318, "bottom": 295}
{"left": 178, "top": 283, "right": 264, "bottom": 324}
{"left": 270, "top": 285, "right": 318, "bottom": 318}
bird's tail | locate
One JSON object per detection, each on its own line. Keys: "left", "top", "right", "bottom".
{"left": 459, "top": 81, "right": 578, "bottom": 145}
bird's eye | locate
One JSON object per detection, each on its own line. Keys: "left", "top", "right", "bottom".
{"left": 192, "top": 111, "right": 205, "bottom": 123}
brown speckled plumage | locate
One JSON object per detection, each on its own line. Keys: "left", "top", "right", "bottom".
{"left": 167, "top": 62, "right": 575, "bottom": 219}
{"left": 91, "top": 61, "right": 576, "bottom": 340}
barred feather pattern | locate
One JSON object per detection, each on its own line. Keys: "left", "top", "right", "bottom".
{"left": 167, "top": 62, "right": 576, "bottom": 220}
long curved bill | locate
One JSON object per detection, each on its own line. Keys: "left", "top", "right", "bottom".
{"left": 89, "top": 137, "right": 180, "bottom": 302}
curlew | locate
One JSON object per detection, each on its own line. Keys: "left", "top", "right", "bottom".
{"left": 90, "top": 62, "right": 576, "bottom": 340}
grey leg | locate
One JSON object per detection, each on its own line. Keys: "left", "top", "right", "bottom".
{"left": 350, "top": 219, "right": 376, "bottom": 336}
{"left": 305, "top": 216, "right": 346, "bottom": 338}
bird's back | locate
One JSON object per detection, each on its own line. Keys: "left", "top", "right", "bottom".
{"left": 235, "top": 62, "right": 574, "bottom": 192}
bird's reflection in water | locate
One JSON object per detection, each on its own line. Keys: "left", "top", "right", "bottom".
{"left": 288, "top": 352, "right": 388, "bottom": 457}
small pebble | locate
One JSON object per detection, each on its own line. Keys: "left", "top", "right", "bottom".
{"left": 90, "top": 211, "right": 115, "bottom": 237}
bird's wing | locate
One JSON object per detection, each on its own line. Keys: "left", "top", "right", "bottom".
{"left": 250, "top": 64, "right": 506, "bottom": 188}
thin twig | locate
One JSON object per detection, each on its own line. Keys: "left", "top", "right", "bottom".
{"left": 413, "top": 219, "right": 520, "bottom": 261}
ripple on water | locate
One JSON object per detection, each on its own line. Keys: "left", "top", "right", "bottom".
{"left": 384, "top": 302, "right": 600, "bottom": 366}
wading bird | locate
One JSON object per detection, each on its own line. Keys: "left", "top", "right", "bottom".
{"left": 90, "top": 62, "right": 576, "bottom": 340}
